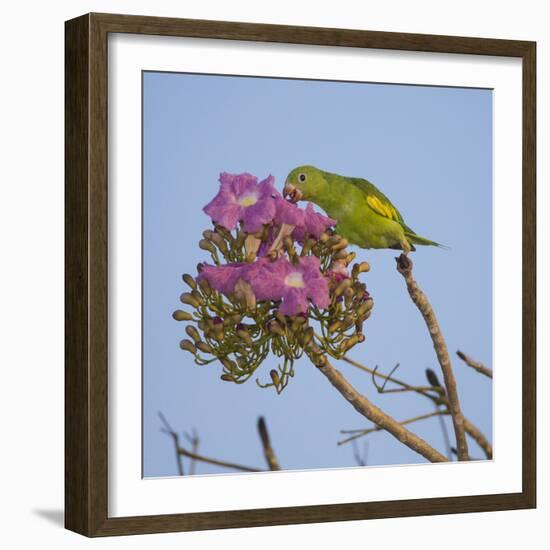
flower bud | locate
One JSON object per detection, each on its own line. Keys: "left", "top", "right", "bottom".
{"left": 182, "top": 273, "right": 197, "bottom": 289}
{"left": 180, "top": 292, "right": 200, "bottom": 308}
{"left": 344, "top": 287, "right": 355, "bottom": 307}
{"left": 172, "top": 310, "right": 193, "bottom": 321}
{"left": 198, "top": 277, "right": 211, "bottom": 294}
{"left": 340, "top": 334, "right": 361, "bottom": 353}
{"left": 196, "top": 341, "right": 213, "bottom": 354}
{"left": 301, "top": 327, "right": 314, "bottom": 346}
{"left": 199, "top": 239, "right": 217, "bottom": 254}
{"left": 353, "top": 261, "right": 371, "bottom": 277}
{"left": 236, "top": 328, "right": 253, "bottom": 345}
{"left": 300, "top": 238, "right": 316, "bottom": 256}
{"left": 333, "top": 249, "right": 349, "bottom": 260}
{"left": 345, "top": 252, "right": 356, "bottom": 265}
{"left": 234, "top": 278, "right": 256, "bottom": 311}
{"left": 270, "top": 370, "right": 280, "bottom": 386}
{"left": 225, "top": 314, "right": 242, "bottom": 326}
{"left": 191, "top": 290, "right": 204, "bottom": 306}
{"left": 220, "top": 373, "right": 234, "bottom": 382}
{"left": 185, "top": 325, "right": 201, "bottom": 343}
{"left": 214, "top": 225, "right": 232, "bottom": 240}
{"left": 331, "top": 238, "right": 349, "bottom": 251}
{"left": 244, "top": 235, "right": 261, "bottom": 263}
{"left": 221, "top": 357, "right": 237, "bottom": 372}
{"left": 291, "top": 314, "right": 307, "bottom": 330}
{"left": 210, "top": 231, "right": 228, "bottom": 254}
{"left": 328, "top": 320, "right": 342, "bottom": 334}
{"left": 334, "top": 278, "right": 352, "bottom": 298}
{"left": 357, "top": 298, "right": 374, "bottom": 317}
{"left": 235, "top": 229, "right": 246, "bottom": 248}
{"left": 283, "top": 236, "right": 297, "bottom": 258}
{"left": 325, "top": 235, "right": 342, "bottom": 248}
{"left": 268, "top": 321, "right": 285, "bottom": 337}
{"left": 179, "top": 339, "right": 196, "bottom": 353}
{"left": 212, "top": 319, "right": 225, "bottom": 341}
{"left": 341, "top": 315, "right": 355, "bottom": 330}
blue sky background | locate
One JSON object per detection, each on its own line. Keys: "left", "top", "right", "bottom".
{"left": 143, "top": 71, "right": 493, "bottom": 477}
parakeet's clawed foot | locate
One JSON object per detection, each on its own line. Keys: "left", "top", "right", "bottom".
{"left": 395, "top": 253, "right": 413, "bottom": 276}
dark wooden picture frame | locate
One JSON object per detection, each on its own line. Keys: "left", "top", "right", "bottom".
{"left": 65, "top": 12, "right": 536, "bottom": 537}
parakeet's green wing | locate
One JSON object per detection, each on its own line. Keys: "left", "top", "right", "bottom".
{"left": 347, "top": 177, "right": 414, "bottom": 233}
{"left": 347, "top": 176, "right": 445, "bottom": 249}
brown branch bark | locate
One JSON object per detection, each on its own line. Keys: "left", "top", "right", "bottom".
{"left": 257, "top": 416, "right": 281, "bottom": 471}
{"left": 312, "top": 356, "right": 448, "bottom": 462}
{"left": 457, "top": 350, "right": 493, "bottom": 379}
{"left": 396, "top": 254, "right": 469, "bottom": 461}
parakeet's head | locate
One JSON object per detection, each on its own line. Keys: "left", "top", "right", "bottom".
{"left": 283, "top": 165, "right": 328, "bottom": 203}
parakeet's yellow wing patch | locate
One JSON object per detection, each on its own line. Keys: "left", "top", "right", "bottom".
{"left": 366, "top": 195, "right": 400, "bottom": 222}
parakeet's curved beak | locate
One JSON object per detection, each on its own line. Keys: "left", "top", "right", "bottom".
{"left": 283, "top": 181, "right": 303, "bottom": 203}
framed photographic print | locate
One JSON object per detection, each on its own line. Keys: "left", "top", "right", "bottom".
{"left": 65, "top": 13, "right": 536, "bottom": 537}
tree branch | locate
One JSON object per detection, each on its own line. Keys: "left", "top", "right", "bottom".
{"left": 177, "top": 447, "right": 261, "bottom": 473}
{"left": 160, "top": 412, "right": 262, "bottom": 474}
{"left": 257, "top": 416, "right": 281, "bottom": 471}
{"left": 312, "top": 356, "right": 448, "bottom": 462}
{"left": 457, "top": 350, "right": 493, "bottom": 379}
{"left": 463, "top": 417, "right": 493, "bottom": 459}
{"left": 395, "top": 254, "right": 469, "bottom": 461}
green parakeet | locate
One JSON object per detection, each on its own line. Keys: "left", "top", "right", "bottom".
{"left": 283, "top": 165, "right": 444, "bottom": 253}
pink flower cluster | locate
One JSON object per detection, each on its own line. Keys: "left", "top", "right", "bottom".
{"left": 199, "top": 256, "right": 330, "bottom": 316}
{"left": 203, "top": 172, "right": 336, "bottom": 243}
{"left": 200, "top": 172, "right": 338, "bottom": 315}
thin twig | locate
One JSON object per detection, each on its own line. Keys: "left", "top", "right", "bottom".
{"left": 177, "top": 447, "right": 261, "bottom": 473}
{"left": 338, "top": 410, "right": 447, "bottom": 445}
{"left": 457, "top": 350, "right": 493, "bottom": 379}
{"left": 376, "top": 386, "right": 440, "bottom": 394}
{"left": 435, "top": 406, "right": 453, "bottom": 459}
{"left": 342, "top": 356, "right": 443, "bottom": 403}
{"left": 312, "top": 356, "right": 448, "bottom": 462}
{"left": 395, "top": 254, "right": 469, "bottom": 461}
{"left": 257, "top": 416, "right": 281, "bottom": 471}
{"left": 351, "top": 440, "right": 369, "bottom": 466}
{"left": 158, "top": 411, "right": 185, "bottom": 476}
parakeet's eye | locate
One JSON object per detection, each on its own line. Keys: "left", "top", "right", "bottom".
{"left": 298, "top": 173, "right": 306, "bottom": 183}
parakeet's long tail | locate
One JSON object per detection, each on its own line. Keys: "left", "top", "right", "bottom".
{"left": 405, "top": 231, "right": 449, "bottom": 250}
